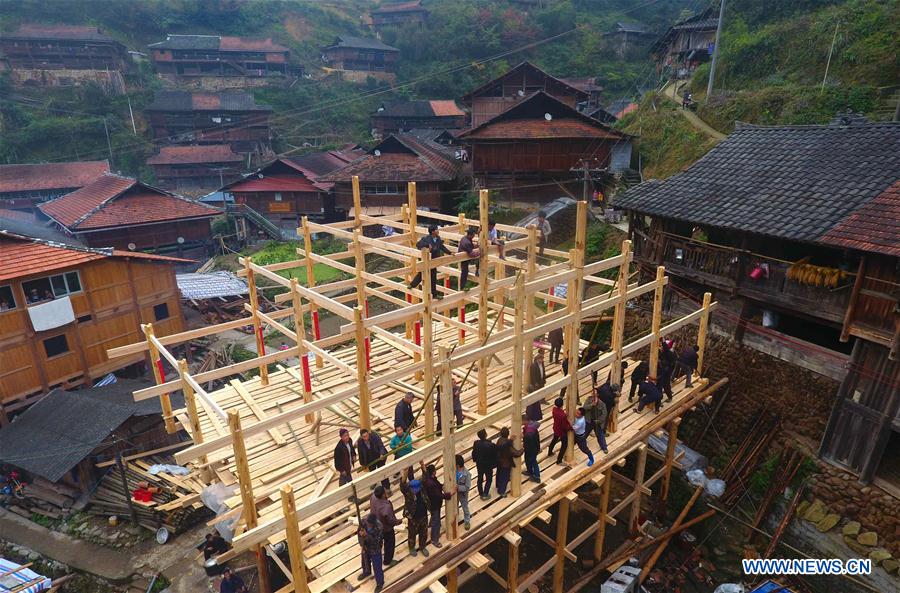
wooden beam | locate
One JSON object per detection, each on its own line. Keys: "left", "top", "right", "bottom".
{"left": 648, "top": 265, "right": 665, "bottom": 378}
{"left": 246, "top": 257, "right": 269, "bottom": 386}
{"left": 354, "top": 307, "right": 371, "bottom": 431}
{"left": 178, "top": 359, "right": 210, "bottom": 481}
{"left": 422, "top": 248, "right": 435, "bottom": 441}
{"left": 660, "top": 418, "right": 681, "bottom": 506}
{"left": 107, "top": 316, "right": 252, "bottom": 359}
{"left": 510, "top": 273, "right": 526, "bottom": 496}
{"left": 352, "top": 175, "right": 362, "bottom": 227}
{"left": 142, "top": 323, "right": 175, "bottom": 434}
{"left": 290, "top": 279, "right": 314, "bottom": 424}
{"left": 280, "top": 485, "right": 311, "bottom": 593}
{"left": 608, "top": 241, "right": 633, "bottom": 433}
{"left": 594, "top": 467, "right": 612, "bottom": 561}
{"left": 697, "top": 292, "right": 712, "bottom": 375}
{"left": 552, "top": 492, "right": 576, "bottom": 593}
{"left": 439, "top": 343, "right": 457, "bottom": 541}
{"left": 301, "top": 216, "right": 323, "bottom": 368}
{"left": 629, "top": 443, "right": 648, "bottom": 536}
{"left": 507, "top": 528, "right": 520, "bottom": 593}
{"left": 478, "top": 189, "right": 490, "bottom": 415}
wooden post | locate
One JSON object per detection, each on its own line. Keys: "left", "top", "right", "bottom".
{"left": 524, "top": 225, "right": 538, "bottom": 368}
{"left": 608, "top": 240, "right": 632, "bottom": 433}
{"left": 630, "top": 443, "right": 648, "bottom": 536}
{"left": 301, "top": 216, "right": 322, "bottom": 368}
{"left": 458, "top": 212, "right": 466, "bottom": 235}
{"left": 178, "top": 359, "right": 210, "bottom": 481}
{"left": 506, "top": 529, "right": 521, "bottom": 593}
{"left": 352, "top": 175, "right": 362, "bottom": 227}
{"left": 280, "top": 485, "right": 310, "bottom": 593}
{"left": 245, "top": 257, "right": 269, "bottom": 386}
{"left": 697, "top": 292, "right": 712, "bottom": 376}
{"left": 439, "top": 343, "right": 458, "bottom": 541}
{"left": 494, "top": 259, "right": 506, "bottom": 328}
{"left": 229, "top": 410, "right": 270, "bottom": 593}
{"left": 593, "top": 467, "right": 612, "bottom": 561}
{"left": 552, "top": 493, "right": 576, "bottom": 593}
{"left": 447, "top": 569, "right": 458, "bottom": 593}
{"left": 477, "top": 189, "right": 490, "bottom": 415}
{"left": 143, "top": 323, "right": 175, "bottom": 434}
{"left": 648, "top": 265, "right": 665, "bottom": 378}
{"left": 422, "top": 248, "right": 435, "bottom": 440}
{"left": 291, "top": 279, "right": 314, "bottom": 423}
{"left": 841, "top": 257, "right": 866, "bottom": 342}
{"left": 563, "top": 201, "right": 588, "bottom": 461}
{"left": 354, "top": 307, "right": 371, "bottom": 431}
{"left": 510, "top": 273, "right": 526, "bottom": 496}
{"left": 353, "top": 229, "right": 370, "bottom": 370}
{"left": 660, "top": 418, "right": 681, "bottom": 506}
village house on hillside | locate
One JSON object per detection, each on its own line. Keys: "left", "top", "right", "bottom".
{"left": 148, "top": 34, "right": 297, "bottom": 88}
{"left": 38, "top": 173, "right": 221, "bottom": 258}
{"left": 147, "top": 144, "right": 244, "bottom": 194}
{"left": 458, "top": 91, "right": 631, "bottom": 203}
{"left": 145, "top": 90, "right": 273, "bottom": 157}
{"left": 321, "top": 35, "right": 399, "bottom": 83}
{"left": 0, "top": 232, "right": 187, "bottom": 419}
{"left": 371, "top": 99, "right": 466, "bottom": 138}
{"left": 319, "top": 133, "right": 461, "bottom": 212}
{"left": 616, "top": 118, "right": 900, "bottom": 489}
{"left": 0, "top": 161, "right": 110, "bottom": 212}
{"left": 0, "top": 24, "right": 129, "bottom": 93}
{"left": 650, "top": 8, "right": 718, "bottom": 78}
{"left": 371, "top": 0, "right": 428, "bottom": 29}
{"left": 604, "top": 22, "right": 655, "bottom": 58}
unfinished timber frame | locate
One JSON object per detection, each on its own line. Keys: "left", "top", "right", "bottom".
{"left": 108, "top": 177, "right": 718, "bottom": 593}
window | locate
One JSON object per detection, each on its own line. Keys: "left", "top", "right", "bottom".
{"left": 0, "top": 285, "right": 16, "bottom": 312}
{"left": 77, "top": 314, "right": 93, "bottom": 323}
{"left": 365, "top": 184, "right": 402, "bottom": 195}
{"left": 274, "top": 192, "right": 283, "bottom": 202}
{"left": 153, "top": 303, "right": 170, "bottom": 321}
{"left": 43, "top": 334, "right": 70, "bottom": 358}
{"left": 22, "top": 271, "right": 82, "bottom": 303}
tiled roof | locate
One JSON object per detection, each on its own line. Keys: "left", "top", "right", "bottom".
{"left": 1, "top": 25, "right": 117, "bottom": 42}
{"left": 460, "top": 61, "right": 589, "bottom": 104}
{"left": 319, "top": 134, "right": 458, "bottom": 183}
{"left": 147, "top": 145, "right": 244, "bottom": 165}
{"left": 324, "top": 35, "right": 399, "bottom": 52}
{"left": 372, "top": 0, "right": 425, "bottom": 14}
{"left": 177, "top": 271, "right": 248, "bottom": 299}
{"left": 38, "top": 174, "right": 220, "bottom": 231}
{"left": 458, "top": 91, "right": 626, "bottom": 140}
{"left": 820, "top": 181, "right": 900, "bottom": 257}
{"left": 227, "top": 174, "right": 320, "bottom": 193}
{"left": 615, "top": 121, "right": 900, "bottom": 246}
{"left": 374, "top": 99, "right": 465, "bottom": 118}
{"left": 218, "top": 36, "right": 288, "bottom": 52}
{"left": 673, "top": 18, "right": 718, "bottom": 31}
{"left": 289, "top": 150, "right": 357, "bottom": 177}
{"left": 0, "top": 161, "right": 109, "bottom": 194}
{"left": 146, "top": 90, "right": 272, "bottom": 112}
{"left": 148, "top": 34, "right": 219, "bottom": 50}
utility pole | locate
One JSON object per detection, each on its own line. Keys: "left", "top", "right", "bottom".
{"left": 581, "top": 159, "right": 591, "bottom": 203}
{"left": 102, "top": 116, "right": 114, "bottom": 170}
{"left": 126, "top": 95, "right": 137, "bottom": 134}
{"left": 706, "top": 0, "right": 726, "bottom": 100}
{"left": 820, "top": 21, "right": 840, "bottom": 93}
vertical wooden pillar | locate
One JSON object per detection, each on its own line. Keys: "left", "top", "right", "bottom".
{"left": 608, "top": 240, "right": 632, "bottom": 433}
{"left": 494, "top": 259, "right": 506, "bottom": 328}
{"left": 506, "top": 529, "right": 521, "bottom": 593}
{"left": 524, "top": 226, "right": 538, "bottom": 368}
{"left": 563, "top": 202, "right": 589, "bottom": 461}
{"left": 301, "top": 216, "right": 322, "bottom": 368}
{"left": 229, "top": 410, "right": 270, "bottom": 593}
{"left": 354, "top": 307, "right": 371, "bottom": 431}
{"left": 421, "top": 248, "right": 435, "bottom": 440}
{"left": 352, "top": 175, "right": 362, "bottom": 227}
{"left": 438, "top": 343, "right": 457, "bottom": 541}
{"left": 841, "top": 257, "right": 866, "bottom": 342}
{"left": 648, "top": 265, "right": 665, "bottom": 378}
{"left": 290, "top": 279, "right": 314, "bottom": 423}
{"left": 660, "top": 418, "right": 681, "bottom": 506}
{"left": 280, "top": 484, "right": 310, "bottom": 593}
{"left": 697, "top": 292, "right": 712, "bottom": 376}
{"left": 353, "top": 229, "right": 370, "bottom": 370}
{"left": 629, "top": 443, "right": 648, "bottom": 536}
{"left": 447, "top": 569, "right": 458, "bottom": 593}
{"left": 178, "top": 359, "right": 209, "bottom": 481}
{"left": 143, "top": 323, "right": 175, "bottom": 433}
{"left": 245, "top": 257, "right": 269, "bottom": 386}
{"left": 510, "top": 273, "right": 526, "bottom": 497}
{"left": 593, "top": 467, "right": 612, "bottom": 561}
{"left": 477, "top": 189, "right": 490, "bottom": 415}
{"left": 552, "top": 493, "right": 576, "bottom": 593}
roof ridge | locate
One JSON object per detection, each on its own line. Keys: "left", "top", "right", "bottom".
{"left": 68, "top": 174, "right": 137, "bottom": 228}
{"left": 0, "top": 229, "right": 113, "bottom": 257}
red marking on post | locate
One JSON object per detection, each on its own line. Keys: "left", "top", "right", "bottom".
{"left": 312, "top": 311, "right": 321, "bottom": 340}
{"left": 406, "top": 292, "right": 412, "bottom": 304}
{"left": 414, "top": 321, "right": 421, "bottom": 346}
{"left": 364, "top": 299, "right": 369, "bottom": 318}
{"left": 548, "top": 285, "right": 555, "bottom": 312}
{"left": 365, "top": 337, "right": 371, "bottom": 370}
{"left": 301, "top": 356, "right": 312, "bottom": 391}
{"left": 155, "top": 359, "right": 166, "bottom": 382}
{"left": 459, "top": 307, "right": 466, "bottom": 341}
{"left": 257, "top": 327, "right": 266, "bottom": 355}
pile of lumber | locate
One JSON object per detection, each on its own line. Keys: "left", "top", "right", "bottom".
{"left": 719, "top": 410, "right": 780, "bottom": 507}
{"left": 88, "top": 456, "right": 209, "bottom": 534}
{"left": 3, "top": 476, "right": 79, "bottom": 520}
{"left": 187, "top": 296, "right": 251, "bottom": 326}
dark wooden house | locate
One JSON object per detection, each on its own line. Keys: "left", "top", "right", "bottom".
{"left": 148, "top": 34, "right": 294, "bottom": 80}
{"left": 458, "top": 91, "right": 630, "bottom": 202}
{"left": 459, "top": 61, "right": 590, "bottom": 128}
{"left": 319, "top": 134, "right": 461, "bottom": 212}
{"left": 650, "top": 9, "right": 717, "bottom": 78}
{"left": 147, "top": 144, "right": 244, "bottom": 194}
{"left": 38, "top": 173, "right": 221, "bottom": 258}
{"left": 371, "top": 0, "right": 428, "bottom": 28}
{"left": 615, "top": 119, "right": 900, "bottom": 488}
{"left": 0, "top": 232, "right": 186, "bottom": 414}
{"left": 145, "top": 90, "right": 273, "bottom": 156}
{"left": 0, "top": 161, "right": 109, "bottom": 212}
{"left": 604, "top": 22, "right": 655, "bottom": 58}
{"left": 371, "top": 100, "right": 466, "bottom": 137}
{"left": 321, "top": 35, "right": 399, "bottom": 83}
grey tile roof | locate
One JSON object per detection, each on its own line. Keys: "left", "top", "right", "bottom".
{"left": 146, "top": 90, "right": 272, "bottom": 112}
{"left": 325, "top": 35, "right": 399, "bottom": 52}
{"left": 615, "top": 121, "right": 900, "bottom": 245}
{"left": 177, "top": 271, "right": 248, "bottom": 300}
{"left": 149, "top": 34, "right": 220, "bottom": 50}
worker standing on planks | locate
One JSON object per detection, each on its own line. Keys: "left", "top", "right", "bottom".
{"left": 548, "top": 398, "right": 572, "bottom": 465}
{"left": 455, "top": 454, "right": 473, "bottom": 530}
{"left": 582, "top": 386, "right": 611, "bottom": 454}
{"left": 471, "top": 428, "right": 498, "bottom": 500}
{"left": 674, "top": 343, "right": 699, "bottom": 388}
{"left": 457, "top": 227, "right": 481, "bottom": 289}
{"left": 371, "top": 485, "right": 401, "bottom": 567}
{"left": 495, "top": 426, "right": 523, "bottom": 497}
{"left": 634, "top": 376, "right": 663, "bottom": 414}
{"left": 358, "top": 513, "right": 385, "bottom": 592}
{"left": 334, "top": 428, "right": 357, "bottom": 486}
{"left": 436, "top": 382, "right": 464, "bottom": 433}
{"left": 628, "top": 359, "right": 649, "bottom": 402}
{"left": 522, "top": 415, "right": 542, "bottom": 483}
{"left": 400, "top": 470, "right": 429, "bottom": 558}
{"left": 408, "top": 225, "right": 451, "bottom": 298}
{"left": 659, "top": 339, "right": 677, "bottom": 401}
{"left": 421, "top": 461, "right": 455, "bottom": 548}
{"left": 535, "top": 210, "right": 551, "bottom": 256}
{"left": 394, "top": 392, "right": 416, "bottom": 432}
{"left": 573, "top": 407, "right": 596, "bottom": 467}
{"left": 580, "top": 341, "right": 602, "bottom": 386}
{"left": 487, "top": 220, "right": 506, "bottom": 259}
{"left": 526, "top": 350, "right": 546, "bottom": 421}
{"left": 358, "top": 428, "right": 390, "bottom": 492}
{"left": 548, "top": 327, "right": 564, "bottom": 364}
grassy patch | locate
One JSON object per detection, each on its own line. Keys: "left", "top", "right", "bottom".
{"left": 245, "top": 240, "right": 348, "bottom": 285}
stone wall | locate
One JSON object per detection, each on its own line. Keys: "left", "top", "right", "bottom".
{"left": 11, "top": 69, "right": 125, "bottom": 95}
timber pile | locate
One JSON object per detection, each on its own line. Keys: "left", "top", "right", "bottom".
{"left": 189, "top": 296, "right": 251, "bottom": 326}
{"left": 4, "top": 476, "right": 79, "bottom": 520}
{"left": 88, "top": 456, "right": 208, "bottom": 533}
{"left": 719, "top": 411, "right": 780, "bottom": 507}
{"left": 748, "top": 445, "right": 803, "bottom": 542}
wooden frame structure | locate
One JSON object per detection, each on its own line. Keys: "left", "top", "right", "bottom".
{"left": 108, "top": 177, "right": 717, "bottom": 593}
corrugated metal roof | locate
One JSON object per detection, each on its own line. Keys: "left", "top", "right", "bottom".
{"left": 177, "top": 271, "right": 248, "bottom": 299}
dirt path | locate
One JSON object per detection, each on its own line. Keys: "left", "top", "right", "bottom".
{"left": 662, "top": 82, "right": 727, "bottom": 140}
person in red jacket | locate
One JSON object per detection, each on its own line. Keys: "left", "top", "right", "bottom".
{"left": 547, "top": 398, "right": 572, "bottom": 465}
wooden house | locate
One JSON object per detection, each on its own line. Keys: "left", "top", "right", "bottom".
{"left": 650, "top": 9, "right": 717, "bottom": 78}
{"left": 0, "top": 232, "right": 187, "bottom": 417}
{"left": 38, "top": 173, "right": 221, "bottom": 258}
{"left": 371, "top": 100, "right": 466, "bottom": 137}
{"left": 0, "top": 161, "right": 109, "bottom": 212}
{"left": 604, "top": 22, "right": 655, "bottom": 58}
{"left": 615, "top": 119, "right": 900, "bottom": 488}
{"left": 221, "top": 149, "right": 360, "bottom": 234}
{"left": 459, "top": 61, "right": 591, "bottom": 128}
{"left": 371, "top": 0, "right": 428, "bottom": 28}
{"left": 318, "top": 134, "right": 461, "bottom": 212}
{"left": 321, "top": 35, "right": 399, "bottom": 82}
{"left": 146, "top": 144, "right": 244, "bottom": 194}
{"left": 458, "top": 91, "right": 630, "bottom": 202}
{"left": 148, "top": 34, "right": 295, "bottom": 82}
{"left": 145, "top": 90, "right": 273, "bottom": 156}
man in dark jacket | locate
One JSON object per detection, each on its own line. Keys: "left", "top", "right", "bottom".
{"left": 421, "top": 461, "right": 455, "bottom": 548}
{"left": 220, "top": 568, "right": 247, "bottom": 593}
{"left": 526, "top": 351, "right": 546, "bottom": 421}
{"left": 596, "top": 381, "right": 617, "bottom": 419}
{"left": 358, "top": 513, "right": 384, "bottom": 591}
{"left": 457, "top": 227, "right": 481, "bottom": 289}
{"left": 628, "top": 360, "right": 649, "bottom": 402}
{"left": 400, "top": 474, "right": 429, "bottom": 557}
{"left": 471, "top": 429, "right": 497, "bottom": 500}
{"left": 436, "top": 383, "right": 464, "bottom": 432}
{"left": 522, "top": 417, "right": 541, "bottom": 482}
{"left": 548, "top": 327, "right": 564, "bottom": 364}
{"left": 409, "top": 225, "right": 451, "bottom": 297}
{"left": 394, "top": 392, "right": 415, "bottom": 432}
{"left": 357, "top": 428, "right": 390, "bottom": 491}
{"left": 659, "top": 340, "right": 677, "bottom": 401}
{"left": 580, "top": 342, "right": 602, "bottom": 385}
{"left": 334, "top": 428, "right": 356, "bottom": 485}
{"left": 370, "top": 485, "right": 401, "bottom": 567}
{"left": 674, "top": 344, "right": 699, "bottom": 388}
{"left": 495, "top": 427, "right": 522, "bottom": 497}
{"left": 634, "top": 376, "right": 663, "bottom": 413}
{"left": 583, "top": 386, "right": 612, "bottom": 454}
{"left": 547, "top": 398, "right": 572, "bottom": 464}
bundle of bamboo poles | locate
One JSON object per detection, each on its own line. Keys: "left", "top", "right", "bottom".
{"left": 719, "top": 411, "right": 780, "bottom": 507}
